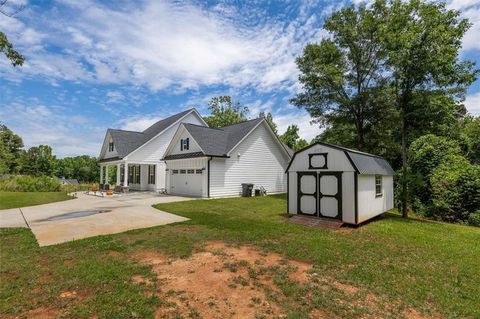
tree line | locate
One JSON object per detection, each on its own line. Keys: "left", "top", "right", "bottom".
{"left": 0, "top": 124, "right": 99, "bottom": 182}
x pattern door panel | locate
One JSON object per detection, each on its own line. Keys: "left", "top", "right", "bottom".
{"left": 297, "top": 172, "right": 342, "bottom": 220}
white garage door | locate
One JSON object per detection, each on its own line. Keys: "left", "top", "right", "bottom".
{"left": 170, "top": 169, "right": 203, "bottom": 197}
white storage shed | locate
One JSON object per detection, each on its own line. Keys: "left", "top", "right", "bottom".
{"left": 286, "top": 142, "right": 395, "bottom": 225}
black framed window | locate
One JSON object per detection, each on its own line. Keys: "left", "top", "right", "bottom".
{"left": 180, "top": 169, "right": 186, "bottom": 174}
{"left": 375, "top": 175, "right": 382, "bottom": 197}
{"left": 108, "top": 142, "right": 114, "bottom": 152}
{"left": 148, "top": 165, "right": 156, "bottom": 184}
{"left": 180, "top": 138, "right": 190, "bottom": 151}
{"left": 172, "top": 169, "right": 179, "bottom": 174}
{"left": 195, "top": 169, "right": 203, "bottom": 174}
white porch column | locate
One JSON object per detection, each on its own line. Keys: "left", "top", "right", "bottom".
{"left": 99, "top": 165, "right": 103, "bottom": 184}
{"left": 116, "top": 163, "right": 121, "bottom": 186}
{"left": 105, "top": 165, "right": 109, "bottom": 184}
{"left": 123, "top": 162, "right": 129, "bottom": 187}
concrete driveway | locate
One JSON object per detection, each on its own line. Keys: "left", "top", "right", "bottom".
{"left": 0, "top": 192, "right": 191, "bottom": 246}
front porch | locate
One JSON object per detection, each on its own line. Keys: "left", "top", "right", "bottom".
{"left": 99, "top": 160, "right": 165, "bottom": 192}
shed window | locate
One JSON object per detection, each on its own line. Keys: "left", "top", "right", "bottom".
{"left": 148, "top": 165, "right": 156, "bottom": 184}
{"left": 108, "top": 142, "right": 114, "bottom": 152}
{"left": 375, "top": 175, "right": 382, "bottom": 197}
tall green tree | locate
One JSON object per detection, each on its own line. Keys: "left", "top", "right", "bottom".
{"left": 377, "top": 0, "right": 478, "bottom": 217}
{"left": 21, "top": 145, "right": 56, "bottom": 176}
{"left": 258, "top": 112, "right": 278, "bottom": 135}
{"left": 0, "top": 124, "right": 24, "bottom": 174}
{"left": 279, "top": 125, "right": 309, "bottom": 151}
{"left": 292, "top": 3, "right": 392, "bottom": 151}
{"left": 203, "top": 96, "right": 249, "bottom": 128}
{"left": 56, "top": 155, "right": 100, "bottom": 182}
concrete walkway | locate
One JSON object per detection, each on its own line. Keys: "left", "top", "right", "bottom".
{"left": 0, "top": 192, "right": 192, "bottom": 246}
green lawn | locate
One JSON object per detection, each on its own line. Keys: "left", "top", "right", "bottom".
{"left": 0, "top": 192, "right": 72, "bottom": 209}
{"left": 1, "top": 195, "right": 479, "bottom": 318}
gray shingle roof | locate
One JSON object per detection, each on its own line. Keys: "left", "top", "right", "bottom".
{"left": 181, "top": 118, "right": 266, "bottom": 157}
{"left": 105, "top": 109, "right": 195, "bottom": 158}
{"left": 286, "top": 141, "right": 395, "bottom": 175}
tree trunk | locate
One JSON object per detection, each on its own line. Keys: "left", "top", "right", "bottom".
{"left": 401, "top": 117, "right": 408, "bottom": 218}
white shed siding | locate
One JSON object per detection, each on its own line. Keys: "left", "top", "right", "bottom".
{"left": 286, "top": 173, "right": 356, "bottom": 223}
{"left": 288, "top": 172, "right": 297, "bottom": 214}
{"left": 127, "top": 112, "right": 205, "bottom": 162}
{"left": 209, "top": 123, "right": 289, "bottom": 197}
{"left": 357, "top": 175, "right": 394, "bottom": 223}
{"left": 342, "top": 172, "right": 356, "bottom": 224}
{"left": 287, "top": 144, "right": 354, "bottom": 173}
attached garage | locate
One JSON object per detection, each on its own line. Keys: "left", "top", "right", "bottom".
{"left": 170, "top": 168, "right": 204, "bottom": 197}
{"left": 286, "top": 142, "right": 395, "bottom": 225}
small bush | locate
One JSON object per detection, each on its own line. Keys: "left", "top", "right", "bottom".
{"left": 0, "top": 175, "right": 61, "bottom": 192}
{"left": 468, "top": 211, "right": 480, "bottom": 227}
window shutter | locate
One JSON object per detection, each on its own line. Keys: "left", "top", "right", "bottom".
{"left": 180, "top": 139, "right": 183, "bottom": 151}
{"left": 186, "top": 138, "right": 189, "bottom": 150}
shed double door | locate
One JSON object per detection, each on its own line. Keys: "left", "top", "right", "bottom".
{"left": 297, "top": 172, "right": 342, "bottom": 220}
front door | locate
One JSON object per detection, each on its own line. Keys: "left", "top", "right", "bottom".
{"left": 297, "top": 172, "right": 342, "bottom": 220}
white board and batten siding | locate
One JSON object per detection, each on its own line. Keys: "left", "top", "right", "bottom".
{"left": 209, "top": 122, "right": 290, "bottom": 198}
{"left": 127, "top": 112, "right": 205, "bottom": 163}
{"left": 165, "top": 158, "right": 209, "bottom": 198}
{"left": 126, "top": 112, "right": 205, "bottom": 190}
{"left": 357, "top": 175, "right": 394, "bottom": 223}
{"left": 102, "top": 132, "right": 118, "bottom": 159}
{"left": 287, "top": 144, "right": 356, "bottom": 224}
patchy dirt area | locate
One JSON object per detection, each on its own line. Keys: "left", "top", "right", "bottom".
{"left": 131, "top": 241, "right": 440, "bottom": 319}
{"left": 133, "top": 241, "right": 313, "bottom": 319}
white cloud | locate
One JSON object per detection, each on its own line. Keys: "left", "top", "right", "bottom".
{"left": 0, "top": 101, "right": 102, "bottom": 157}
{"left": 464, "top": 92, "right": 480, "bottom": 116}
{"left": 447, "top": 0, "right": 480, "bottom": 51}
{"left": 0, "top": 0, "right": 323, "bottom": 93}
{"left": 275, "top": 110, "right": 321, "bottom": 141}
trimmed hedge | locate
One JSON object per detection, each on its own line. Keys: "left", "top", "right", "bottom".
{"left": 0, "top": 175, "right": 61, "bottom": 192}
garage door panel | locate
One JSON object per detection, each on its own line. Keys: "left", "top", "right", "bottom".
{"left": 171, "top": 169, "right": 203, "bottom": 197}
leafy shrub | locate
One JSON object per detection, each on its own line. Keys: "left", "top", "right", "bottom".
{"left": 0, "top": 175, "right": 61, "bottom": 192}
{"left": 430, "top": 156, "right": 480, "bottom": 223}
{"left": 408, "top": 134, "right": 462, "bottom": 205}
{"left": 468, "top": 211, "right": 480, "bottom": 227}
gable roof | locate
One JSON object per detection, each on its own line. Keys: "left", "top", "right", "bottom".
{"left": 286, "top": 141, "right": 395, "bottom": 175}
{"left": 101, "top": 108, "right": 200, "bottom": 159}
{"left": 164, "top": 118, "right": 291, "bottom": 159}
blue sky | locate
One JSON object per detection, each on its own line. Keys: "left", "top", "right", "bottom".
{"left": 1, "top": 0, "right": 479, "bottom": 158}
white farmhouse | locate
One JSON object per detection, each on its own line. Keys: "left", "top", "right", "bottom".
{"left": 286, "top": 142, "right": 395, "bottom": 225}
{"left": 98, "top": 109, "right": 207, "bottom": 191}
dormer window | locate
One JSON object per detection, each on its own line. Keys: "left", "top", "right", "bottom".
{"left": 180, "top": 138, "right": 189, "bottom": 151}
{"left": 108, "top": 142, "right": 114, "bottom": 152}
